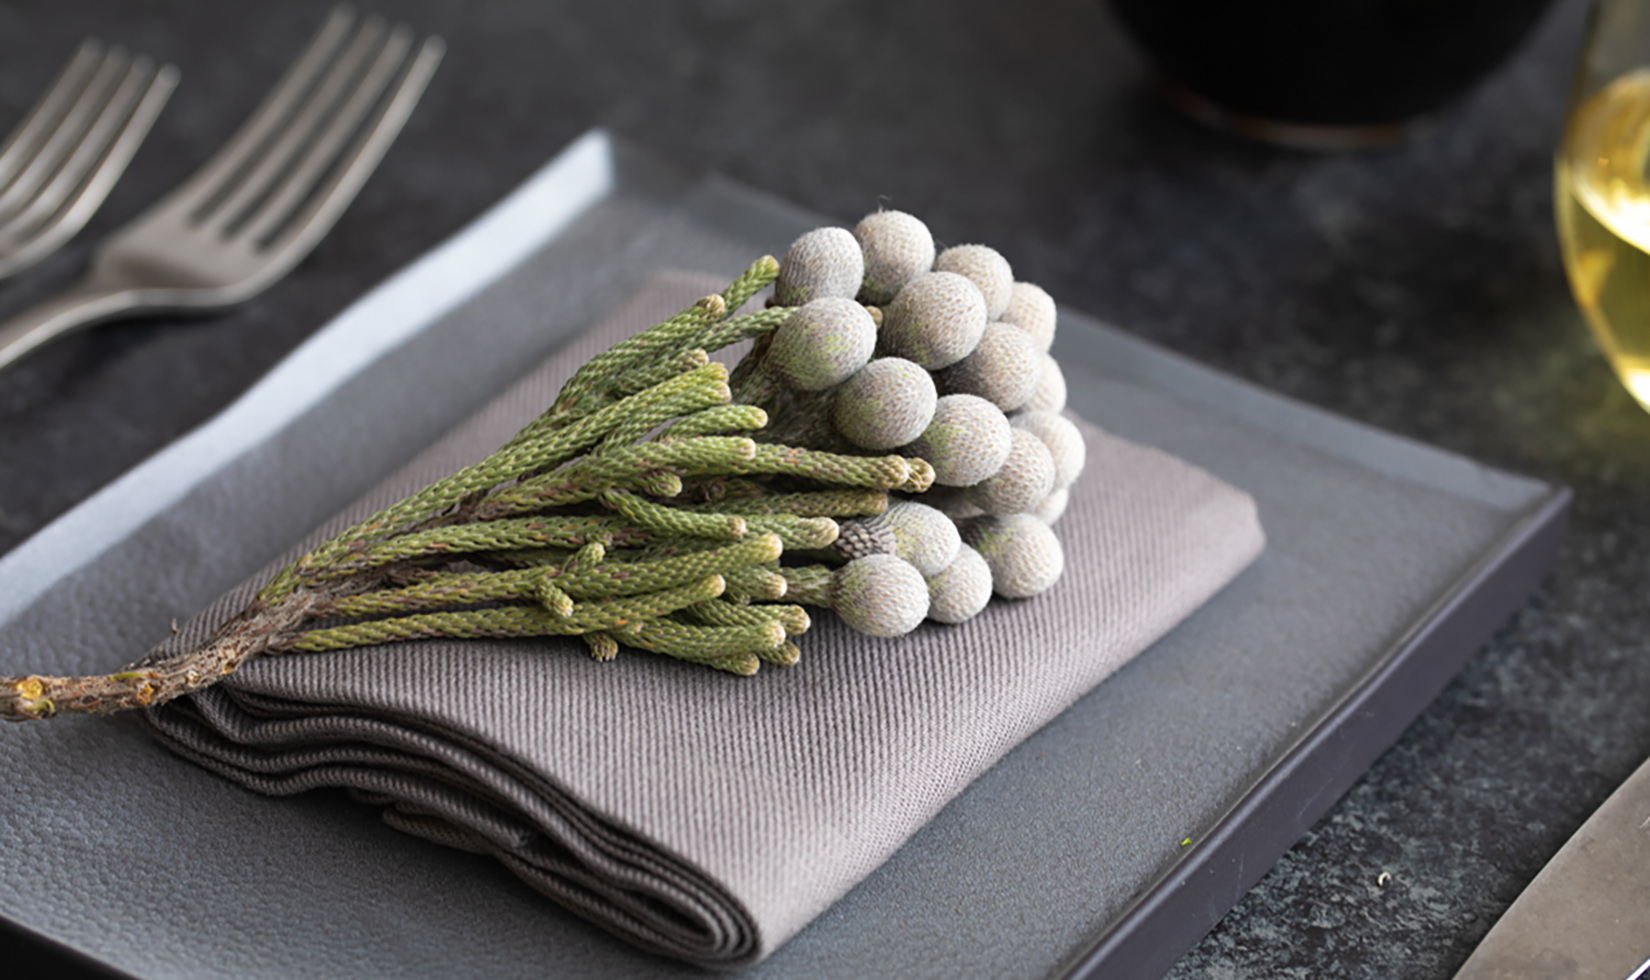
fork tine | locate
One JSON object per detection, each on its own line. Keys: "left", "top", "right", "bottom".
{"left": 42, "top": 62, "right": 179, "bottom": 234}
{"left": 0, "top": 47, "right": 131, "bottom": 223}
{"left": 237, "top": 24, "right": 413, "bottom": 246}
{"left": 201, "top": 14, "right": 388, "bottom": 235}
{"left": 0, "top": 40, "right": 103, "bottom": 190}
{"left": 262, "top": 35, "right": 442, "bottom": 261}
{"left": 0, "top": 59, "right": 176, "bottom": 282}
{"left": 0, "top": 57, "right": 161, "bottom": 241}
{"left": 165, "top": 6, "right": 356, "bottom": 219}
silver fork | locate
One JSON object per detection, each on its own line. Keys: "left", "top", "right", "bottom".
{"left": 0, "top": 40, "right": 178, "bottom": 281}
{"left": 0, "top": 7, "right": 444, "bottom": 371}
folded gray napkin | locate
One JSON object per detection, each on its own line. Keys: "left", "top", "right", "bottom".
{"left": 142, "top": 273, "right": 1266, "bottom": 969}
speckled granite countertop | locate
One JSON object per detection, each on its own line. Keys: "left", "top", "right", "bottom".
{"left": 2, "top": 1, "right": 1646, "bottom": 977}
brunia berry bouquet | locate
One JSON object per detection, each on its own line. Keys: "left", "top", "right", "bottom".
{"left": 1, "top": 210, "right": 1085, "bottom": 722}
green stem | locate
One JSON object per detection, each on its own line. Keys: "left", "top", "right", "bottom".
{"left": 779, "top": 565, "right": 835, "bottom": 607}
{"left": 292, "top": 576, "right": 727, "bottom": 652}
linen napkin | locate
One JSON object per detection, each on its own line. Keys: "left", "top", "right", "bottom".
{"left": 142, "top": 272, "right": 1266, "bottom": 969}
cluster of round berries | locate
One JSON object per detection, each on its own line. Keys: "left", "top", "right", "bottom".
{"left": 740, "top": 210, "right": 1086, "bottom": 638}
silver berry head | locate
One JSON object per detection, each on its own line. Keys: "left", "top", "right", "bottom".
{"left": 999, "top": 281, "right": 1056, "bottom": 353}
{"left": 967, "top": 428, "right": 1055, "bottom": 516}
{"left": 833, "top": 554, "right": 929, "bottom": 637}
{"left": 881, "top": 271, "right": 987, "bottom": 369}
{"left": 865, "top": 500, "right": 961, "bottom": 576}
{"left": 925, "top": 543, "right": 993, "bottom": 624}
{"left": 832, "top": 357, "right": 938, "bottom": 451}
{"left": 1011, "top": 410, "right": 1086, "bottom": 490}
{"left": 768, "top": 297, "right": 877, "bottom": 392}
{"left": 855, "top": 210, "right": 936, "bottom": 306}
{"left": 934, "top": 244, "right": 1013, "bottom": 319}
{"left": 900, "top": 393, "right": 1012, "bottom": 487}
{"left": 1031, "top": 486, "right": 1069, "bottom": 525}
{"left": 776, "top": 227, "right": 865, "bottom": 307}
{"left": 932, "top": 322, "right": 1042, "bottom": 413}
{"left": 1024, "top": 352, "right": 1067, "bottom": 413}
{"left": 960, "top": 513, "right": 1065, "bottom": 599}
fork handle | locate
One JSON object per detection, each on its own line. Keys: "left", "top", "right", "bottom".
{"left": 0, "top": 281, "right": 140, "bottom": 372}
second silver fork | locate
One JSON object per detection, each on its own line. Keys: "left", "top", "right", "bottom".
{"left": 0, "top": 7, "right": 443, "bottom": 372}
{"left": 0, "top": 40, "right": 178, "bottom": 281}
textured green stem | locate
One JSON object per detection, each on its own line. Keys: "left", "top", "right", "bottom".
{"left": 541, "top": 254, "right": 777, "bottom": 422}
{"left": 608, "top": 349, "right": 713, "bottom": 400}
{"left": 552, "top": 294, "right": 727, "bottom": 418}
{"left": 293, "top": 576, "right": 727, "bottom": 653}
{"left": 719, "top": 255, "right": 780, "bottom": 316}
{"left": 724, "top": 565, "right": 789, "bottom": 602}
{"left": 741, "top": 514, "right": 839, "bottom": 549}
{"left": 779, "top": 565, "right": 835, "bottom": 607}
{"left": 681, "top": 488, "right": 886, "bottom": 518}
{"left": 687, "top": 599, "right": 811, "bottom": 637}
{"left": 654, "top": 404, "right": 769, "bottom": 441}
{"left": 266, "top": 365, "right": 732, "bottom": 600}
{"left": 720, "top": 444, "right": 917, "bottom": 490}
{"left": 693, "top": 305, "right": 789, "bottom": 353}
{"left": 617, "top": 619, "right": 785, "bottom": 665}
{"left": 601, "top": 490, "right": 747, "bottom": 541}
{"left": 323, "top": 535, "right": 785, "bottom": 617}
{"left": 316, "top": 515, "right": 655, "bottom": 581}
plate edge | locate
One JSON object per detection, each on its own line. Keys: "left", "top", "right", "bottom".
{"left": 1056, "top": 486, "right": 1573, "bottom": 980}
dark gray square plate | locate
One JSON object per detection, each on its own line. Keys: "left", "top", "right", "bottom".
{"left": 0, "top": 131, "right": 1567, "bottom": 980}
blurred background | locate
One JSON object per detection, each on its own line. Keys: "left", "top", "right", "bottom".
{"left": 0, "top": 1, "right": 1646, "bottom": 977}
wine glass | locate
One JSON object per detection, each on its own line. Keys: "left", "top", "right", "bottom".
{"left": 1556, "top": 0, "right": 1650, "bottom": 413}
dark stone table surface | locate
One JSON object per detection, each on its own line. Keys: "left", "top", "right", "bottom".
{"left": 2, "top": 1, "right": 1646, "bottom": 977}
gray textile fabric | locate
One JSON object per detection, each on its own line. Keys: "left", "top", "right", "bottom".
{"left": 141, "top": 274, "right": 1266, "bottom": 968}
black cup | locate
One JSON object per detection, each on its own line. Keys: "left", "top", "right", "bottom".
{"left": 1110, "top": 0, "right": 1557, "bottom": 146}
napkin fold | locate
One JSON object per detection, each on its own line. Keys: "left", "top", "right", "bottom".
{"left": 142, "top": 273, "right": 1266, "bottom": 968}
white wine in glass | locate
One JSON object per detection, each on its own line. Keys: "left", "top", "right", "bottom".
{"left": 1556, "top": 1, "right": 1650, "bottom": 413}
